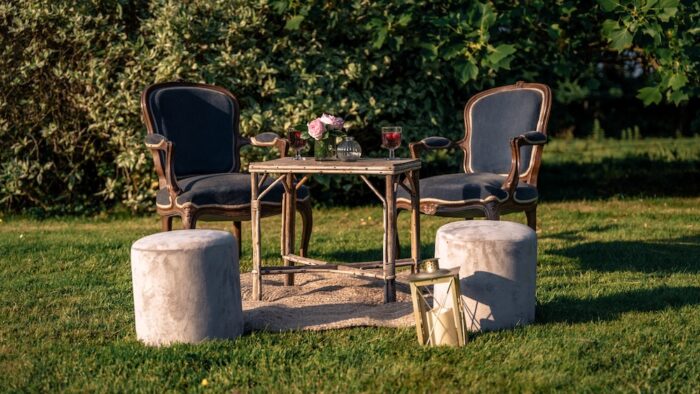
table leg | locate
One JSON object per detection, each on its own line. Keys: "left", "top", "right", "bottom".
{"left": 280, "top": 187, "right": 286, "bottom": 259}
{"left": 384, "top": 174, "right": 397, "bottom": 303}
{"left": 409, "top": 168, "right": 421, "bottom": 273}
{"left": 251, "top": 173, "right": 262, "bottom": 301}
{"left": 283, "top": 172, "right": 296, "bottom": 286}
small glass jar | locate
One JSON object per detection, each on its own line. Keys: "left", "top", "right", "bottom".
{"left": 336, "top": 137, "right": 362, "bottom": 161}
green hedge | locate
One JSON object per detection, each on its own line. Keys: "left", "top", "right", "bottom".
{"left": 1, "top": 0, "right": 698, "bottom": 213}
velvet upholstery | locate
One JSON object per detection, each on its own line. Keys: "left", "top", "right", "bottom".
{"left": 147, "top": 86, "right": 239, "bottom": 177}
{"left": 144, "top": 133, "right": 166, "bottom": 146}
{"left": 510, "top": 181, "right": 538, "bottom": 203}
{"left": 422, "top": 136, "right": 452, "bottom": 148}
{"left": 396, "top": 173, "right": 537, "bottom": 204}
{"left": 157, "top": 173, "right": 310, "bottom": 208}
{"left": 469, "top": 89, "right": 543, "bottom": 174}
{"left": 521, "top": 131, "right": 547, "bottom": 145}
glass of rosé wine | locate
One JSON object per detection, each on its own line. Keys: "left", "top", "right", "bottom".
{"left": 381, "top": 126, "right": 402, "bottom": 160}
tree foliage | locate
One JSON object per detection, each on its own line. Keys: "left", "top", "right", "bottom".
{"left": 599, "top": 0, "right": 699, "bottom": 105}
{"left": 0, "top": 0, "right": 698, "bottom": 213}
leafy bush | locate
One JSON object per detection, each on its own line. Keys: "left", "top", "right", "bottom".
{"left": 1, "top": 0, "right": 698, "bottom": 213}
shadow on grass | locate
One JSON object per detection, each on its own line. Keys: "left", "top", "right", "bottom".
{"left": 407, "top": 153, "right": 700, "bottom": 203}
{"left": 324, "top": 246, "right": 419, "bottom": 263}
{"left": 323, "top": 248, "right": 382, "bottom": 263}
{"left": 540, "top": 224, "right": 620, "bottom": 242}
{"left": 538, "top": 155, "right": 700, "bottom": 201}
{"left": 538, "top": 285, "right": 700, "bottom": 324}
{"left": 549, "top": 235, "right": 700, "bottom": 273}
{"left": 301, "top": 278, "right": 413, "bottom": 297}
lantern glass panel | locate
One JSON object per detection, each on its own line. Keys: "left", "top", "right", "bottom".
{"left": 408, "top": 273, "right": 467, "bottom": 347}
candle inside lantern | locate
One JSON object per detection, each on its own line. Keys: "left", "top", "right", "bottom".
{"left": 428, "top": 307, "right": 460, "bottom": 346}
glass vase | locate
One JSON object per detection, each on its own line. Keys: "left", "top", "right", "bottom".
{"left": 337, "top": 137, "right": 362, "bottom": 162}
{"left": 314, "top": 138, "right": 337, "bottom": 161}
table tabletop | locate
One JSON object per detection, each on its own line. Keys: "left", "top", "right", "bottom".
{"left": 249, "top": 157, "right": 421, "bottom": 175}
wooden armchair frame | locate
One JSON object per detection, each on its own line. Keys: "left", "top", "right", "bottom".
{"left": 141, "top": 81, "right": 312, "bottom": 256}
{"left": 398, "top": 81, "right": 551, "bottom": 229}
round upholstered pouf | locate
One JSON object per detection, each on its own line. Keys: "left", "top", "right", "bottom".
{"left": 131, "top": 229, "right": 243, "bottom": 346}
{"left": 433, "top": 220, "right": 536, "bottom": 332}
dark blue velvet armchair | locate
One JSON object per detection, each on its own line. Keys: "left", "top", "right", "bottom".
{"left": 397, "top": 81, "right": 552, "bottom": 230}
{"left": 141, "top": 81, "right": 312, "bottom": 257}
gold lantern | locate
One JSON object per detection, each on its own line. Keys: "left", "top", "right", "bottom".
{"left": 408, "top": 258, "right": 467, "bottom": 347}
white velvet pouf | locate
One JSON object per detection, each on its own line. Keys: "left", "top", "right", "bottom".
{"left": 131, "top": 229, "right": 243, "bottom": 346}
{"left": 433, "top": 220, "right": 537, "bottom": 332}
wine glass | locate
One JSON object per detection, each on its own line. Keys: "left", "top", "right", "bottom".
{"left": 287, "top": 128, "right": 305, "bottom": 160}
{"left": 381, "top": 126, "right": 402, "bottom": 160}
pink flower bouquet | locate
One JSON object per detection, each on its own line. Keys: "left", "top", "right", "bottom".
{"left": 299, "top": 113, "right": 346, "bottom": 141}
{"left": 296, "top": 114, "right": 346, "bottom": 160}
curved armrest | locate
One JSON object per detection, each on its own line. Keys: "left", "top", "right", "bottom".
{"left": 502, "top": 131, "right": 547, "bottom": 196}
{"left": 518, "top": 131, "right": 547, "bottom": 146}
{"left": 145, "top": 133, "right": 167, "bottom": 149}
{"left": 241, "top": 132, "right": 289, "bottom": 158}
{"left": 409, "top": 136, "right": 455, "bottom": 159}
{"left": 144, "top": 134, "right": 180, "bottom": 195}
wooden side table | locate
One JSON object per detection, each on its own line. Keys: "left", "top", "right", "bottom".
{"left": 249, "top": 158, "right": 421, "bottom": 303}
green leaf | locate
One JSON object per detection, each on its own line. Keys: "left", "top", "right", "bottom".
{"left": 488, "top": 44, "right": 516, "bottom": 65}
{"left": 669, "top": 73, "right": 688, "bottom": 90}
{"left": 271, "top": 1, "right": 288, "bottom": 13}
{"left": 285, "top": 15, "right": 305, "bottom": 31}
{"left": 419, "top": 43, "right": 438, "bottom": 60}
{"left": 658, "top": 0, "right": 679, "bottom": 8}
{"left": 669, "top": 89, "right": 689, "bottom": 105}
{"left": 373, "top": 27, "right": 388, "bottom": 49}
{"left": 457, "top": 61, "right": 478, "bottom": 84}
{"left": 397, "top": 13, "right": 412, "bottom": 27}
{"left": 609, "top": 29, "right": 633, "bottom": 51}
{"left": 657, "top": 0, "right": 679, "bottom": 21}
{"left": 479, "top": 2, "right": 497, "bottom": 32}
{"left": 642, "top": 0, "right": 658, "bottom": 11}
{"left": 598, "top": 0, "right": 618, "bottom": 12}
{"left": 441, "top": 43, "right": 465, "bottom": 60}
{"left": 601, "top": 19, "right": 619, "bottom": 36}
{"left": 643, "top": 25, "right": 661, "bottom": 41}
{"left": 602, "top": 20, "right": 633, "bottom": 51}
{"left": 625, "top": 20, "right": 639, "bottom": 33}
{"left": 658, "top": 8, "right": 678, "bottom": 22}
{"left": 637, "top": 86, "right": 662, "bottom": 105}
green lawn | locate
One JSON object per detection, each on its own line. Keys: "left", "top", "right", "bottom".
{"left": 539, "top": 136, "right": 700, "bottom": 200}
{"left": 1, "top": 196, "right": 699, "bottom": 392}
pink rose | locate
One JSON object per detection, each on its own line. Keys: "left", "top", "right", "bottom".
{"left": 307, "top": 118, "right": 325, "bottom": 140}
{"left": 320, "top": 113, "right": 344, "bottom": 130}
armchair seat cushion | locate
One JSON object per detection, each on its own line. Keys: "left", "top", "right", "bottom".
{"left": 396, "top": 173, "right": 537, "bottom": 205}
{"left": 157, "top": 173, "right": 310, "bottom": 209}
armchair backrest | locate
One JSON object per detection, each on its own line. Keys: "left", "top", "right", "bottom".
{"left": 460, "top": 82, "right": 551, "bottom": 184}
{"left": 141, "top": 82, "right": 242, "bottom": 178}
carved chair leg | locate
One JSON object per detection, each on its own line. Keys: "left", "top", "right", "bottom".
{"left": 484, "top": 202, "right": 501, "bottom": 221}
{"left": 525, "top": 206, "right": 537, "bottom": 231}
{"left": 181, "top": 209, "right": 197, "bottom": 229}
{"left": 298, "top": 199, "right": 313, "bottom": 258}
{"left": 395, "top": 208, "right": 402, "bottom": 259}
{"left": 161, "top": 216, "right": 173, "bottom": 231}
{"left": 232, "top": 221, "right": 242, "bottom": 258}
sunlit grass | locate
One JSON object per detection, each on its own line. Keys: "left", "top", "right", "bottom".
{"left": 1, "top": 197, "right": 699, "bottom": 391}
